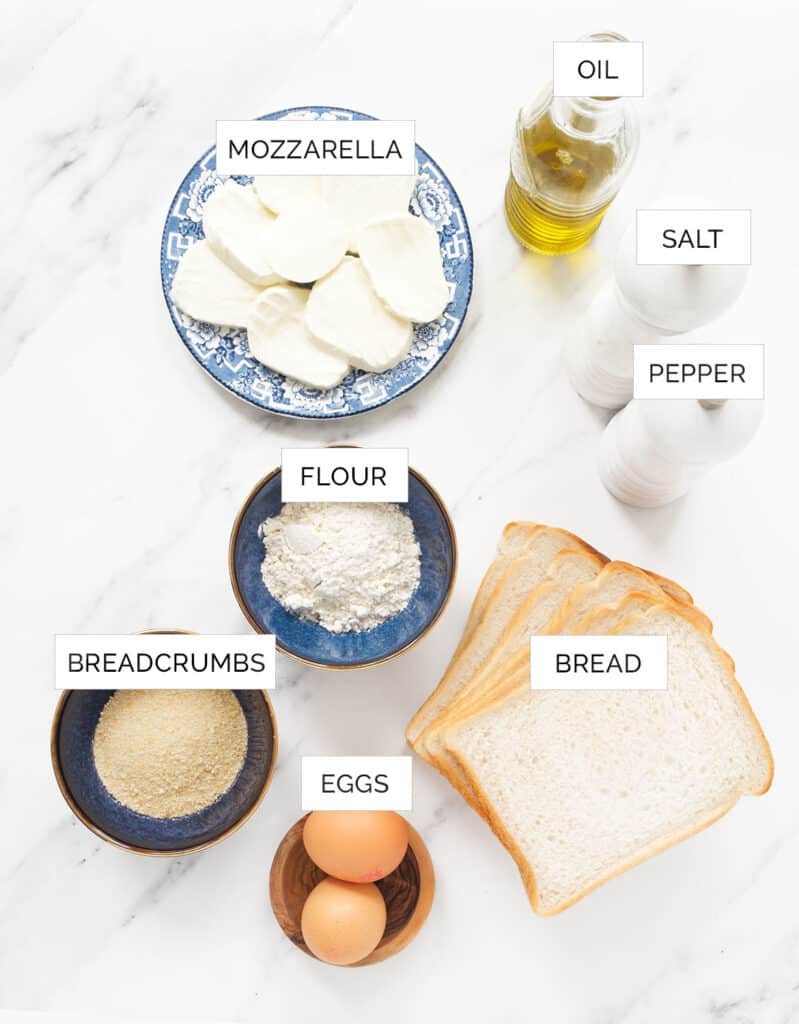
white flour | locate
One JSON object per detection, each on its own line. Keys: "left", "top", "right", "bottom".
{"left": 260, "top": 502, "right": 421, "bottom": 633}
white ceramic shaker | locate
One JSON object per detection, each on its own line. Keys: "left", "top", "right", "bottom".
{"left": 599, "top": 396, "right": 764, "bottom": 507}
{"left": 566, "top": 204, "right": 749, "bottom": 409}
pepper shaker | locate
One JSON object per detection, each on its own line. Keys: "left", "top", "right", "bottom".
{"left": 599, "top": 396, "right": 763, "bottom": 507}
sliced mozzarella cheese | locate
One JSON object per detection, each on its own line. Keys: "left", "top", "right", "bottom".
{"left": 246, "top": 285, "right": 350, "bottom": 389}
{"left": 253, "top": 175, "right": 325, "bottom": 214}
{"left": 356, "top": 214, "right": 450, "bottom": 322}
{"left": 202, "top": 180, "right": 282, "bottom": 287}
{"left": 170, "top": 240, "right": 263, "bottom": 328}
{"left": 324, "top": 175, "right": 417, "bottom": 252}
{"left": 306, "top": 256, "right": 413, "bottom": 373}
{"left": 266, "top": 200, "right": 348, "bottom": 284}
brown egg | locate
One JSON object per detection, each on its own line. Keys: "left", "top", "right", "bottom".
{"left": 301, "top": 878, "right": 387, "bottom": 966}
{"left": 303, "top": 811, "right": 409, "bottom": 883}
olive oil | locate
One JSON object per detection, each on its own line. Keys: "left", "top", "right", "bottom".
{"left": 505, "top": 34, "right": 639, "bottom": 256}
{"left": 506, "top": 110, "right": 618, "bottom": 255}
{"left": 505, "top": 175, "right": 612, "bottom": 255}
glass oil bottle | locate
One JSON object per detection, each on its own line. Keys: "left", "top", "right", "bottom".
{"left": 505, "top": 32, "right": 639, "bottom": 256}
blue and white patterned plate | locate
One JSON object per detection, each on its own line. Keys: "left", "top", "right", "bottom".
{"left": 160, "top": 106, "right": 473, "bottom": 419}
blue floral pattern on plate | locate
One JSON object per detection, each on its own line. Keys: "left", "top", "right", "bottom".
{"left": 160, "top": 106, "right": 473, "bottom": 419}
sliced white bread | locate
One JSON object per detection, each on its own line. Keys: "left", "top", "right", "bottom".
{"left": 544, "top": 563, "right": 706, "bottom": 636}
{"left": 426, "top": 566, "right": 706, "bottom": 814}
{"left": 422, "top": 549, "right": 605, "bottom": 791}
{"left": 443, "top": 599, "right": 773, "bottom": 915}
{"left": 441, "top": 561, "right": 709, "bottom": 726}
{"left": 407, "top": 520, "right": 693, "bottom": 745}
{"left": 405, "top": 522, "right": 543, "bottom": 745}
{"left": 636, "top": 570, "right": 694, "bottom": 607}
{"left": 567, "top": 590, "right": 712, "bottom": 639}
{"left": 442, "top": 586, "right": 712, "bottom": 741}
{"left": 407, "top": 525, "right": 607, "bottom": 748}
{"left": 450, "top": 567, "right": 713, "bottom": 725}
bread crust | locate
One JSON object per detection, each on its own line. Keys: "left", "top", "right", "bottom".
{"left": 437, "top": 578, "right": 712, "bottom": 735}
{"left": 407, "top": 524, "right": 608, "bottom": 749}
{"left": 638, "top": 569, "right": 694, "bottom": 607}
{"left": 405, "top": 523, "right": 542, "bottom": 744}
{"left": 422, "top": 550, "right": 605, "bottom": 739}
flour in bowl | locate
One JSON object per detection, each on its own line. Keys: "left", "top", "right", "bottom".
{"left": 259, "top": 503, "right": 421, "bottom": 633}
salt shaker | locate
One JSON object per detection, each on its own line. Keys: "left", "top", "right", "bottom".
{"left": 567, "top": 203, "right": 749, "bottom": 409}
{"left": 599, "top": 396, "right": 763, "bottom": 507}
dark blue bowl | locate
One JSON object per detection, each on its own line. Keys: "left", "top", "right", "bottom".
{"left": 52, "top": 689, "right": 277, "bottom": 855}
{"left": 229, "top": 468, "right": 457, "bottom": 669}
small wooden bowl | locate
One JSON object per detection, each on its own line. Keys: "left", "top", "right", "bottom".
{"left": 270, "top": 814, "right": 434, "bottom": 967}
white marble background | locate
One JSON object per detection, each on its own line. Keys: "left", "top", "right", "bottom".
{"left": 2, "top": 1, "right": 798, "bottom": 1021}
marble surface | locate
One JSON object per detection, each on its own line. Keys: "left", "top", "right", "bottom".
{"left": 2, "top": 1, "right": 798, "bottom": 1022}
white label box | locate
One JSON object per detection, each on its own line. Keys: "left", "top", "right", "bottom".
{"left": 530, "top": 635, "right": 668, "bottom": 691}
{"left": 553, "top": 41, "right": 644, "bottom": 97}
{"left": 281, "top": 448, "right": 409, "bottom": 502}
{"left": 55, "top": 634, "right": 276, "bottom": 690}
{"left": 636, "top": 209, "right": 751, "bottom": 265}
{"left": 633, "top": 344, "right": 765, "bottom": 400}
{"left": 301, "top": 756, "right": 413, "bottom": 811}
{"left": 216, "top": 119, "right": 416, "bottom": 176}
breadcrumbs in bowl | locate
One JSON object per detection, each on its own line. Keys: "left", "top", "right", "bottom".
{"left": 51, "top": 687, "right": 277, "bottom": 856}
{"left": 92, "top": 689, "right": 249, "bottom": 819}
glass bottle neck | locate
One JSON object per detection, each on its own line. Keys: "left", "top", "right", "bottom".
{"left": 550, "top": 95, "right": 626, "bottom": 139}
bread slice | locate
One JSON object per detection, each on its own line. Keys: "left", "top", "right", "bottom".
{"left": 421, "top": 548, "right": 605, "bottom": 800}
{"left": 406, "top": 526, "right": 608, "bottom": 749}
{"left": 439, "top": 589, "right": 719, "bottom": 821}
{"left": 425, "top": 567, "right": 707, "bottom": 814}
{"left": 567, "top": 590, "right": 711, "bottom": 638}
{"left": 440, "top": 563, "right": 711, "bottom": 727}
{"left": 443, "top": 600, "right": 773, "bottom": 915}
{"left": 405, "top": 522, "right": 543, "bottom": 745}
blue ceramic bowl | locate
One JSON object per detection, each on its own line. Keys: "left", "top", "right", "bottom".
{"left": 52, "top": 689, "right": 277, "bottom": 855}
{"left": 229, "top": 467, "right": 457, "bottom": 669}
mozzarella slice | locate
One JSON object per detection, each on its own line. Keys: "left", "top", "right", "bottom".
{"left": 356, "top": 214, "right": 450, "bottom": 322}
{"left": 306, "top": 257, "right": 413, "bottom": 373}
{"left": 266, "top": 200, "right": 348, "bottom": 284}
{"left": 170, "top": 240, "right": 263, "bottom": 328}
{"left": 324, "top": 175, "right": 417, "bottom": 252}
{"left": 202, "top": 180, "right": 282, "bottom": 287}
{"left": 246, "top": 285, "right": 349, "bottom": 389}
{"left": 253, "top": 175, "right": 325, "bottom": 214}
